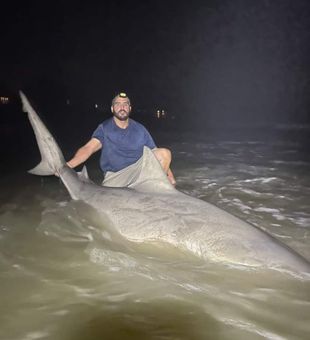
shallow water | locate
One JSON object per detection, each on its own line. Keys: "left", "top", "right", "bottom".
{"left": 1, "top": 130, "right": 310, "bottom": 340}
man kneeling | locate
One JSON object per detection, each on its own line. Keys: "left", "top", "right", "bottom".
{"left": 67, "top": 92, "right": 176, "bottom": 186}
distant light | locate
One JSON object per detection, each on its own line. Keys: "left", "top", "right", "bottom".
{"left": 66, "top": 99, "right": 70, "bottom": 105}
{"left": 95, "top": 104, "right": 98, "bottom": 109}
{"left": 0, "top": 96, "right": 9, "bottom": 104}
{"left": 156, "top": 109, "right": 168, "bottom": 119}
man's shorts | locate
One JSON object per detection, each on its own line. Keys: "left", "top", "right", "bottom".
{"left": 102, "top": 147, "right": 173, "bottom": 192}
{"left": 102, "top": 156, "right": 143, "bottom": 187}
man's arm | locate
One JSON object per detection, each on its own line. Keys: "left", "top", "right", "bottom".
{"left": 67, "top": 138, "right": 102, "bottom": 168}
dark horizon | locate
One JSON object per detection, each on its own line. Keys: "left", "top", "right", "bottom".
{"left": 1, "top": 0, "right": 310, "bottom": 130}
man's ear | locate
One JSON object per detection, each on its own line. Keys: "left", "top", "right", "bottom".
{"left": 111, "top": 105, "right": 114, "bottom": 113}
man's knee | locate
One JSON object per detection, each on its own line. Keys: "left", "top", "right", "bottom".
{"left": 153, "top": 148, "right": 171, "bottom": 161}
{"left": 153, "top": 148, "right": 172, "bottom": 171}
{"left": 157, "top": 148, "right": 171, "bottom": 160}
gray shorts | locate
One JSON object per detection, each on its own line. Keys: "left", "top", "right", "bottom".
{"left": 101, "top": 147, "right": 173, "bottom": 193}
{"left": 102, "top": 151, "right": 146, "bottom": 188}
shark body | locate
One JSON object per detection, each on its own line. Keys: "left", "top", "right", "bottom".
{"left": 20, "top": 92, "right": 310, "bottom": 274}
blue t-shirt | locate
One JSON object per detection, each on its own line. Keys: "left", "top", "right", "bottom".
{"left": 92, "top": 118, "right": 156, "bottom": 172}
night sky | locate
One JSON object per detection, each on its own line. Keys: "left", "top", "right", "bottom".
{"left": 1, "top": 0, "right": 310, "bottom": 128}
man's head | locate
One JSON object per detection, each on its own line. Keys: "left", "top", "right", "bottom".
{"left": 111, "top": 92, "right": 131, "bottom": 121}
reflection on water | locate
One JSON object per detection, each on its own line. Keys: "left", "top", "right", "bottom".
{"left": 0, "top": 133, "right": 310, "bottom": 340}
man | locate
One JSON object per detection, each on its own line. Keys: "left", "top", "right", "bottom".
{"left": 67, "top": 92, "right": 176, "bottom": 186}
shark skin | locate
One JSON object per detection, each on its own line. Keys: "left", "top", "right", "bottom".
{"left": 20, "top": 92, "right": 310, "bottom": 274}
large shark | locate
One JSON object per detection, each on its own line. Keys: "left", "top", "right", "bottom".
{"left": 20, "top": 92, "right": 310, "bottom": 274}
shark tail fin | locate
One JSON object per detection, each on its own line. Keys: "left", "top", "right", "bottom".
{"left": 20, "top": 91, "right": 66, "bottom": 176}
{"left": 28, "top": 161, "right": 56, "bottom": 176}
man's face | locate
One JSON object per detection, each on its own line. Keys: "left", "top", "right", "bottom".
{"left": 111, "top": 97, "right": 131, "bottom": 121}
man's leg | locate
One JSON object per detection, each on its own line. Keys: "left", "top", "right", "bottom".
{"left": 152, "top": 148, "right": 176, "bottom": 186}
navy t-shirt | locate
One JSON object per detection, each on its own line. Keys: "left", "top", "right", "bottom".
{"left": 92, "top": 118, "right": 156, "bottom": 172}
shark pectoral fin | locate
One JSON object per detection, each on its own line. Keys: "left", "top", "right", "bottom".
{"left": 28, "top": 160, "right": 55, "bottom": 176}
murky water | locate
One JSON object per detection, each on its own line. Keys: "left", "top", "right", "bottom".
{"left": 1, "top": 131, "right": 310, "bottom": 340}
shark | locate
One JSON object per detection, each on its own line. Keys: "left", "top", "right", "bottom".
{"left": 20, "top": 91, "right": 310, "bottom": 274}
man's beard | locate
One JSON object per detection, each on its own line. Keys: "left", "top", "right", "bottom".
{"left": 113, "top": 110, "right": 129, "bottom": 121}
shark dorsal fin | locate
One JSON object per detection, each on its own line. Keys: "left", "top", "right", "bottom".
{"left": 101, "top": 147, "right": 176, "bottom": 193}
{"left": 128, "top": 147, "right": 176, "bottom": 193}
{"left": 77, "top": 166, "right": 91, "bottom": 183}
